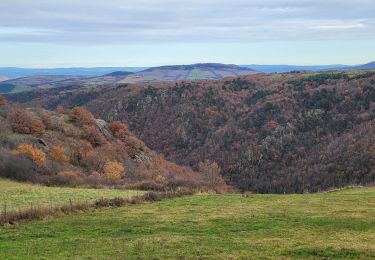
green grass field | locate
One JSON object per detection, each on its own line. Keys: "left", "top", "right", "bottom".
{"left": 0, "top": 187, "right": 374, "bottom": 259}
{"left": 0, "top": 178, "right": 144, "bottom": 210}
{"left": 187, "top": 69, "right": 214, "bottom": 79}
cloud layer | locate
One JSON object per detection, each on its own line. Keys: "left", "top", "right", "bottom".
{"left": 0, "top": 0, "right": 375, "bottom": 43}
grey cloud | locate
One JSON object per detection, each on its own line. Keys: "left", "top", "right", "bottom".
{"left": 0, "top": 0, "right": 375, "bottom": 43}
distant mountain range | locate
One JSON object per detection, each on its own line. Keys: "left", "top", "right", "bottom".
{"left": 0, "top": 67, "right": 146, "bottom": 78}
{"left": 242, "top": 61, "right": 375, "bottom": 73}
{"left": 242, "top": 64, "right": 348, "bottom": 73}
{"left": 119, "top": 63, "right": 258, "bottom": 83}
{"left": 0, "top": 63, "right": 258, "bottom": 93}
{"left": 0, "top": 74, "right": 130, "bottom": 94}
{"left": 350, "top": 61, "right": 375, "bottom": 70}
{"left": 1, "top": 61, "right": 375, "bottom": 94}
{"left": 1, "top": 61, "right": 374, "bottom": 79}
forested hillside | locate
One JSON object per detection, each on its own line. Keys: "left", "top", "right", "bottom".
{"left": 0, "top": 99, "right": 226, "bottom": 191}
{"left": 6, "top": 70, "right": 375, "bottom": 193}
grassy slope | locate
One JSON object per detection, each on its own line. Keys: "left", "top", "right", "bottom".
{"left": 0, "top": 187, "right": 374, "bottom": 259}
{"left": 0, "top": 178, "right": 144, "bottom": 210}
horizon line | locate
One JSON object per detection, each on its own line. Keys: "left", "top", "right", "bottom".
{"left": 0, "top": 61, "right": 373, "bottom": 69}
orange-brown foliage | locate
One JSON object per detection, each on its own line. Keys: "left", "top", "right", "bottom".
{"left": 109, "top": 121, "right": 147, "bottom": 156}
{"left": 154, "top": 174, "right": 166, "bottom": 183}
{"left": 0, "top": 96, "right": 6, "bottom": 106}
{"left": 37, "top": 110, "right": 53, "bottom": 129}
{"left": 49, "top": 145, "right": 69, "bottom": 163}
{"left": 109, "top": 121, "right": 129, "bottom": 140}
{"left": 14, "top": 144, "right": 46, "bottom": 167}
{"left": 8, "top": 106, "right": 45, "bottom": 136}
{"left": 83, "top": 125, "right": 107, "bottom": 146}
{"left": 69, "top": 106, "right": 95, "bottom": 126}
{"left": 78, "top": 140, "right": 97, "bottom": 159}
{"left": 103, "top": 161, "right": 124, "bottom": 182}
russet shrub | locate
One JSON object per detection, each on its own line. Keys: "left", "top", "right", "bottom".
{"left": 0, "top": 96, "right": 6, "bottom": 106}
{"left": 82, "top": 125, "right": 107, "bottom": 146}
{"left": 13, "top": 144, "right": 46, "bottom": 167}
{"left": 103, "top": 161, "right": 125, "bottom": 183}
{"left": 69, "top": 106, "right": 96, "bottom": 126}
{"left": 49, "top": 145, "right": 69, "bottom": 163}
{"left": 8, "top": 106, "right": 45, "bottom": 136}
{"left": 54, "top": 170, "right": 85, "bottom": 186}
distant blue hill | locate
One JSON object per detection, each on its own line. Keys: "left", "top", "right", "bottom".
{"left": 1, "top": 61, "right": 374, "bottom": 78}
{"left": 0, "top": 67, "right": 146, "bottom": 78}
{"left": 241, "top": 64, "right": 349, "bottom": 73}
{"left": 348, "top": 61, "right": 375, "bottom": 70}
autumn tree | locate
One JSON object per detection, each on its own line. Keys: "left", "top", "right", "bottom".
{"left": 103, "top": 161, "right": 124, "bottom": 182}
{"left": 38, "top": 110, "right": 53, "bottom": 129}
{"left": 13, "top": 144, "right": 46, "bottom": 167}
{"left": 109, "top": 121, "right": 129, "bottom": 140}
{"left": 69, "top": 106, "right": 95, "bottom": 126}
{"left": 154, "top": 174, "right": 166, "bottom": 184}
{"left": 0, "top": 96, "right": 6, "bottom": 106}
{"left": 49, "top": 145, "right": 69, "bottom": 163}
{"left": 109, "top": 121, "right": 147, "bottom": 156}
{"left": 68, "top": 140, "right": 98, "bottom": 170}
{"left": 8, "top": 105, "right": 45, "bottom": 136}
{"left": 83, "top": 125, "right": 107, "bottom": 146}
{"left": 77, "top": 140, "right": 96, "bottom": 160}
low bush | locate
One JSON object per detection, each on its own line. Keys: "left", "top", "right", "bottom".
{"left": 13, "top": 144, "right": 46, "bottom": 167}
{"left": 0, "top": 150, "right": 40, "bottom": 182}
{"left": 0, "top": 96, "right": 6, "bottom": 106}
{"left": 8, "top": 106, "right": 45, "bottom": 136}
{"left": 52, "top": 171, "right": 86, "bottom": 187}
{"left": 69, "top": 106, "right": 95, "bottom": 126}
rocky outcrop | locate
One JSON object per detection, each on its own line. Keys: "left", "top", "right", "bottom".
{"left": 95, "top": 119, "right": 113, "bottom": 139}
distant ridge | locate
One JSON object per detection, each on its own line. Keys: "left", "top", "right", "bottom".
{"left": 1, "top": 61, "right": 375, "bottom": 93}
{"left": 349, "top": 61, "right": 375, "bottom": 70}
{"left": 1, "top": 61, "right": 374, "bottom": 79}
{"left": 242, "top": 61, "right": 375, "bottom": 73}
{"left": 0, "top": 67, "right": 145, "bottom": 78}
{"left": 242, "top": 64, "right": 348, "bottom": 73}
{"left": 120, "top": 63, "right": 258, "bottom": 83}
{"left": 104, "top": 71, "right": 134, "bottom": 77}
{"left": 143, "top": 63, "right": 256, "bottom": 72}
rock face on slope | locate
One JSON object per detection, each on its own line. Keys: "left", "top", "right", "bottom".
{"left": 95, "top": 119, "right": 112, "bottom": 139}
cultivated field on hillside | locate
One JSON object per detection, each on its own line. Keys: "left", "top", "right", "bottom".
{"left": 1, "top": 187, "right": 374, "bottom": 259}
{"left": 0, "top": 178, "right": 144, "bottom": 210}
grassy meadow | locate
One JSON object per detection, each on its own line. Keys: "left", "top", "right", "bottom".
{"left": 0, "top": 186, "right": 374, "bottom": 259}
{"left": 0, "top": 178, "right": 144, "bottom": 210}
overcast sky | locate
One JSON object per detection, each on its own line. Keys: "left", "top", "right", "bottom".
{"left": 0, "top": 0, "right": 375, "bottom": 67}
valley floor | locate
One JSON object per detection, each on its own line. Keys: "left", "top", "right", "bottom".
{"left": 0, "top": 187, "right": 374, "bottom": 259}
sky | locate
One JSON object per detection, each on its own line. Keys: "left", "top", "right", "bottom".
{"left": 0, "top": 0, "right": 375, "bottom": 67}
